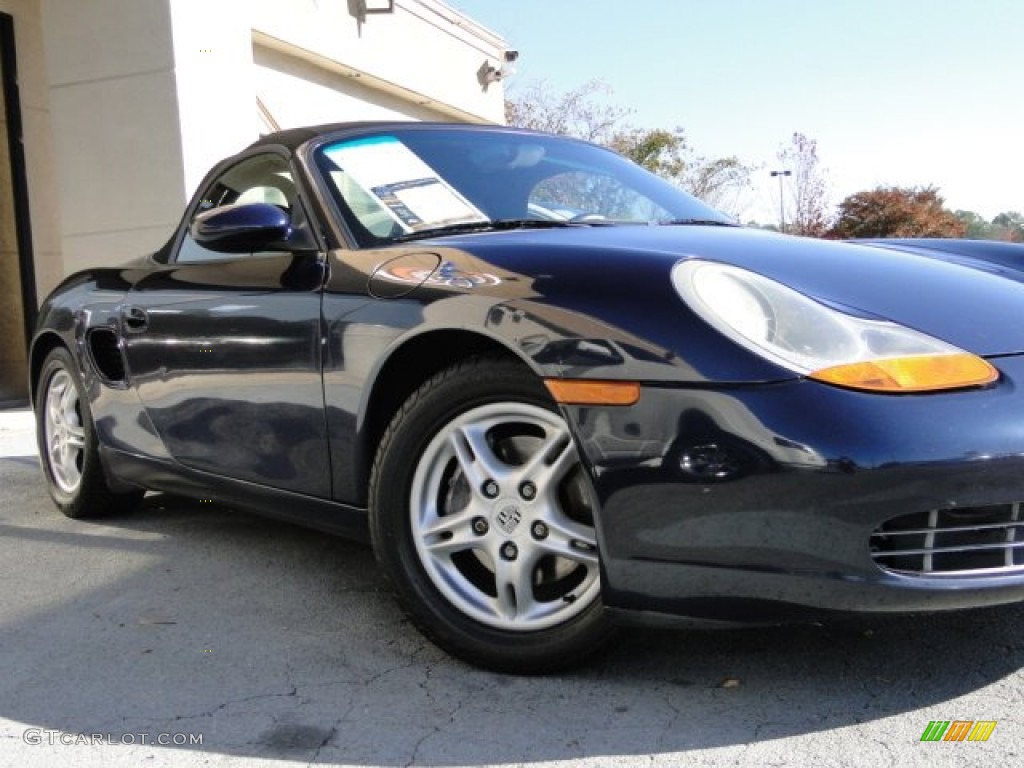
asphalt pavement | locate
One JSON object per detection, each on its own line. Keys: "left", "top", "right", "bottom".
{"left": 0, "top": 406, "right": 1022, "bottom": 767}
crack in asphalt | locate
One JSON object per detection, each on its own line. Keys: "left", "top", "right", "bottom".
{"left": 307, "top": 722, "right": 339, "bottom": 766}
{"left": 116, "top": 685, "right": 302, "bottom": 733}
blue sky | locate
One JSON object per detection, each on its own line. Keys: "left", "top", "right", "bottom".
{"left": 451, "top": 0, "right": 1023, "bottom": 224}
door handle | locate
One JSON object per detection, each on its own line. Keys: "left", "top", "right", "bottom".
{"left": 123, "top": 306, "right": 149, "bottom": 333}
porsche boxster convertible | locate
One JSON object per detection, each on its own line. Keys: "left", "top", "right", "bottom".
{"left": 30, "top": 122, "right": 1024, "bottom": 672}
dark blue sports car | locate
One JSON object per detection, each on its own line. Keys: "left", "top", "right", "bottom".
{"left": 30, "top": 122, "right": 1024, "bottom": 672}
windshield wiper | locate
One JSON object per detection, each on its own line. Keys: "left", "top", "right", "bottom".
{"left": 662, "top": 218, "right": 738, "bottom": 227}
{"left": 391, "top": 219, "right": 581, "bottom": 243}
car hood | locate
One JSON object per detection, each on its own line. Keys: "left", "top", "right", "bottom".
{"left": 434, "top": 226, "right": 1024, "bottom": 358}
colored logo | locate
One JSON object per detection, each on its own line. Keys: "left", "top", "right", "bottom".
{"left": 920, "top": 720, "right": 996, "bottom": 742}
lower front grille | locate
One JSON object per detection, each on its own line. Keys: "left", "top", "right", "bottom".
{"left": 870, "top": 503, "right": 1024, "bottom": 575}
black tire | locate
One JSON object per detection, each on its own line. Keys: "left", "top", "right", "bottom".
{"left": 369, "top": 355, "right": 615, "bottom": 673}
{"left": 35, "top": 347, "right": 144, "bottom": 518}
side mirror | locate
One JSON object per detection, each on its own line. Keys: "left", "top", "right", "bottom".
{"left": 190, "top": 203, "right": 315, "bottom": 253}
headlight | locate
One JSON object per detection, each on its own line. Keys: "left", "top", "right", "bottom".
{"left": 672, "top": 260, "right": 997, "bottom": 393}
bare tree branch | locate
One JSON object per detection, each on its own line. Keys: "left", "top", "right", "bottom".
{"left": 506, "top": 82, "right": 753, "bottom": 216}
{"left": 777, "top": 132, "right": 831, "bottom": 236}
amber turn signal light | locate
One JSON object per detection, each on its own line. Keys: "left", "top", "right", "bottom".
{"left": 809, "top": 353, "right": 998, "bottom": 393}
{"left": 544, "top": 379, "right": 641, "bottom": 405}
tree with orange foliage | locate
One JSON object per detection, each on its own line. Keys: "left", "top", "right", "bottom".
{"left": 828, "top": 186, "right": 965, "bottom": 239}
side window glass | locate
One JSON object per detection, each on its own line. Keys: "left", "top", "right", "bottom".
{"left": 176, "top": 154, "right": 307, "bottom": 263}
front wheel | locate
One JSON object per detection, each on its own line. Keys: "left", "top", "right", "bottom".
{"left": 370, "top": 355, "right": 614, "bottom": 673}
{"left": 35, "top": 347, "right": 143, "bottom": 518}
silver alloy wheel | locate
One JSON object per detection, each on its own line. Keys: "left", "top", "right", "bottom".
{"left": 43, "top": 369, "right": 86, "bottom": 494}
{"left": 410, "top": 402, "right": 601, "bottom": 631}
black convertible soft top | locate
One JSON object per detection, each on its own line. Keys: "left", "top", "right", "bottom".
{"left": 245, "top": 120, "right": 530, "bottom": 153}
{"left": 246, "top": 121, "right": 445, "bottom": 152}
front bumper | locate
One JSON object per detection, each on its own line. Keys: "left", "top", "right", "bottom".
{"left": 564, "top": 354, "right": 1024, "bottom": 620}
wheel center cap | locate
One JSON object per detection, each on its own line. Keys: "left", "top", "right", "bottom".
{"left": 494, "top": 502, "right": 523, "bottom": 535}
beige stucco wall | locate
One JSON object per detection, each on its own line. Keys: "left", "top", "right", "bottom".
{"left": 40, "top": 0, "right": 189, "bottom": 275}
{"left": 11, "top": 0, "right": 247, "bottom": 286}
{"left": 254, "top": 43, "right": 457, "bottom": 129}
{"left": 249, "top": 0, "right": 507, "bottom": 125}
{"left": 36, "top": 0, "right": 508, "bottom": 275}
{"left": 166, "top": 0, "right": 259, "bottom": 203}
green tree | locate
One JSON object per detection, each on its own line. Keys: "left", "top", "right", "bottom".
{"left": 609, "top": 127, "right": 752, "bottom": 211}
{"left": 992, "top": 211, "right": 1024, "bottom": 242}
{"left": 955, "top": 210, "right": 994, "bottom": 239}
{"left": 609, "top": 127, "right": 686, "bottom": 178}
{"left": 828, "top": 185, "right": 965, "bottom": 239}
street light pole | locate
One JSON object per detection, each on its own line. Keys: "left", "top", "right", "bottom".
{"left": 770, "top": 170, "right": 791, "bottom": 233}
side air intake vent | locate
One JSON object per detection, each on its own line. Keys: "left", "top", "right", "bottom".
{"left": 87, "top": 328, "right": 127, "bottom": 385}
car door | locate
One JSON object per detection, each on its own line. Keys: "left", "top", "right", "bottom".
{"left": 120, "top": 152, "right": 331, "bottom": 497}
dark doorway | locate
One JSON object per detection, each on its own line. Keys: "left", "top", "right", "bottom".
{"left": 0, "top": 12, "right": 36, "bottom": 406}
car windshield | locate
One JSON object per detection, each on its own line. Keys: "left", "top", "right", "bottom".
{"left": 314, "top": 127, "right": 732, "bottom": 246}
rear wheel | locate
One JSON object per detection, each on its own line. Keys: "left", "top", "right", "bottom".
{"left": 370, "top": 355, "right": 614, "bottom": 673}
{"left": 36, "top": 347, "right": 143, "bottom": 518}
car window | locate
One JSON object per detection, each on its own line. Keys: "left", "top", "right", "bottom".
{"left": 315, "top": 129, "right": 729, "bottom": 247}
{"left": 176, "top": 154, "right": 307, "bottom": 263}
{"left": 529, "top": 171, "right": 673, "bottom": 223}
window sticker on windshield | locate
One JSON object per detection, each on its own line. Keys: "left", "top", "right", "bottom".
{"left": 324, "top": 136, "right": 487, "bottom": 231}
